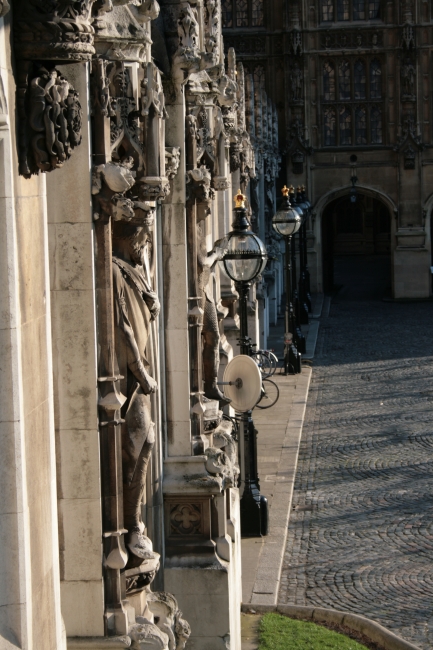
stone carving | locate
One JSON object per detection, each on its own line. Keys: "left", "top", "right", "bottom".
{"left": 165, "top": 147, "right": 181, "bottom": 180}
{"left": 141, "top": 62, "right": 168, "bottom": 119}
{"left": 289, "top": 29, "right": 302, "bottom": 56}
{"left": 403, "top": 145, "right": 416, "bottom": 169}
{"left": 147, "top": 591, "right": 191, "bottom": 650}
{"left": 13, "top": 0, "right": 96, "bottom": 61}
{"left": 204, "top": 0, "right": 220, "bottom": 65}
{"left": 112, "top": 215, "right": 160, "bottom": 567}
{"left": 290, "top": 63, "right": 303, "bottom": 102}
{"left": 19, "top": 66, "right": 82, "bottom": 176}
{"left": 0, "top": 0, "right": 9, "bottom": 17}
{"left": 402, "top": 22, "right": 415, "bottom": 50}
{"left": 170, "top": 503, "right": 202, "bottom": 535}
{"left": 402, "top": 58, "right": 416, "bottom": 100}
{"left": 174, "top": 3, "right": 200, "bottom": 69}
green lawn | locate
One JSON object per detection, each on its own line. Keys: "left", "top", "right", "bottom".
{"left": 258, "top": 613, "right": 369, "bottom": 650}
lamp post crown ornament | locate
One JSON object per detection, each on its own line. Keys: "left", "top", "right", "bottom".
{"left": 234, "top": 189, "right": 246, "bottom": 209}
{"left": 281, "top": 185, "right": 290, "bottom": 198}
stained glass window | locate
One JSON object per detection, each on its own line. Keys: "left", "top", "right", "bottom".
{"left": 323, "top": 61, "right": 336, "bottom": 101}
{"left": 354, "top": 60, "right": 366, "bottom": 99}
{"left": 221, "top": 0, "right": 233, "bottom": 27}
{"left": 252, "top": 0, "right": 264, "bottom": 26}
{"left": 355, "top": 106, "right": 367, "bottom": 144}
{"left": 368, "top": 0, "right": 380, "bottom": 18}
{"left": 339, "top": 106, "right": 352, "bottom": 145}
{"left": 236, "top": 0, "right": 248, "bottom": 27}
{"left": 370, "top": 106, "right": 382, "bottom": 143}
{"left": 324, "top": 107, "right": 336, "bottom": 145}
{"left": 337, "top": 0, "right": 349, "bottom": 20}
{"left": 321, "top": 0, "right": 334, "bottom": 21}
{"left": 353, "top": 0, "right": 365, "bottom": 19}
{"left": 370, "top": 59, "right": 381, "bottom": 99}
{"left": 339, "top": 60, "right": 351, "bottom": 100}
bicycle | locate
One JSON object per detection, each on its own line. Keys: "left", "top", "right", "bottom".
{"left": 255, "top": 378, "right": 279, "bottom": 409}
{"left": 247, "top": 342, "right": 278, "bottom": 378}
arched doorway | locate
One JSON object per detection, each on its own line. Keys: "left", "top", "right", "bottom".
{"left": 322, "top": 192, "right": 391, "bottom": 297}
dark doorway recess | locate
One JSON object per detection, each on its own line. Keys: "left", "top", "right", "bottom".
{"left": 322, "top": 193, "right": 391, "bottom": 297}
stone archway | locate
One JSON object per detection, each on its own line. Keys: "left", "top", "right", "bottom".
{"left": 311, "top": 185, "right": 397, "bottom": 295}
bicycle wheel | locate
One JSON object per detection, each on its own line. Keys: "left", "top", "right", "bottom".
{"left": 263, "top": 350, "right": 277, "bottom": 377}
{"left": 255, "top": 378, "right": 279, "bottom": 409}
{"left": 252, "top": 352, "right": 273, "bottom": 378}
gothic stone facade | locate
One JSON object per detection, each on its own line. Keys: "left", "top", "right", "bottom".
{"left": 223, "top": 0, "right": 433, "bottom": 299}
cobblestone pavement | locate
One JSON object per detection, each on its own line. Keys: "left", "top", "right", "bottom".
{"left": 279, "top": 256, "right": 433, "bottom": 649}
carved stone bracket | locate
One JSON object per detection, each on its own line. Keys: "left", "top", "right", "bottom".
{"left": 0, "top": 0, "right": 9, "bottom": 18}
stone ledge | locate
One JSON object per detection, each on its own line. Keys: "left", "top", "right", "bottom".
{"left": 240, "top": 604, "right": 421, "bottom": 650}
{"left": 68, "top": 638, "right": 131, "bottom": 649}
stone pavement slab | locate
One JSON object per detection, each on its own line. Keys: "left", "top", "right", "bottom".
{"left": 279, "top": 256, "right": 433, "bottom": 650}
{"left": 241, "top": 305, "right": 317, "bottom": 606}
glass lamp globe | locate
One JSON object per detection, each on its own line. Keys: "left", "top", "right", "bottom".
{"left": 221, "top": 190, "right": 268, "bottom": 283}
{"left": 272, "top": 186, "right": 302, "bottom": 237}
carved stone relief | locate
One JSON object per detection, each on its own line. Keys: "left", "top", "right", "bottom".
{"left": 18, "top": 66, "right": 82, "bottom": 176}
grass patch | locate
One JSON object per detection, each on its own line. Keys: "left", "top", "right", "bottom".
{"left": 258, "top": 613, "right": 369, "bottom": 649}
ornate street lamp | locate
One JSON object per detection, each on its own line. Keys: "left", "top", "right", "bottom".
{"left": 272, "top": 186, "right": 302, "bottom": 374}
{"left": 220, "top": 190, "right": 268, "bottom": 537}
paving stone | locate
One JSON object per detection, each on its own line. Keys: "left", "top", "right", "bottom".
{"left": 279, "top": 257, "right": 433, "bottom": 650}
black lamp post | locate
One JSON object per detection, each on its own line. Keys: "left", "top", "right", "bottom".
{"left": 288, "top": 186, "right": 306, "bottom": 354}
{"left": 297, "top": 186, "right": 312, "bottom": 320}
{"left": 220, "top": 190, "right": 268, "bottom": 537}
{"left": 272, "top": 186, "right": 302, "bottom": 375}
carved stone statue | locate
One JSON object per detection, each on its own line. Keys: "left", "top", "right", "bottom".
{"left": 290, "top": 63, "right": 303, "bottom": 102}
{"left": 402, "top": 59, "right": 416, "bottom": 97}
{"left": 112, "top": 216, "right": 160, "bottom": 566}
{"left": 197, "top": 223, "right": 230, "bottom": 405}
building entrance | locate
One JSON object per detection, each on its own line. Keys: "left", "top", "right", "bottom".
{"left": 322, "top": 193, "right": 391, "bottom": 296}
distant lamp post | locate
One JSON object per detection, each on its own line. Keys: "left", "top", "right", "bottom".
{"left": 272, "top": 186, "right": 302, "bottom": 374}
{"left": 287, "top": 186, "right": 306, "bottom": 354}
{"left": 221, "top": 190, "right": 269, "bottom": 537}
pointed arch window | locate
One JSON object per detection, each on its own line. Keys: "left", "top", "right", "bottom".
{"left": 320, "top": 0, "right": 381, "bottom": 21}
{"left": 322, "top": 56, "right": 385, "bottom": 146}
{"left": 323, "top": 61, "right": 336, "bottom": 100}
{"left": 355, "top": 106, "right": 367, "bottom": 144}
{"left": 370, "top": 59, "right": 382, "bottom": 99}
{"left": 370, "top": 106, "right": 382, "bottom": 143}
{"left": 324, "top": 107, "right": 337, "bottom": 145}
{"left": 221, "top": 0, "right": 233, "bottom": 27}
{"left": 339, "top": 107, "right": 352, "bottom": 145}
{"left": 222, "top": 0, "right": 265, "bottom": 28}
{"left": 252, "top": 0, "right": 264, "bottom": 26}
{"left": 321, "top": 0, "right": 334, "bottom": 21}
{"left": 339, "top": 60, "right": 351, "bottom": 100}
{"left": 354, "top": 60, "right": 366, "bottom": 99}
{"left": 337, "top": 0, "right": 350, "bottom": 20}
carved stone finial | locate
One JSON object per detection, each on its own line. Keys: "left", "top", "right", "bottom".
{"left": 234, "top": 189, "right": 246, "bottom": 208}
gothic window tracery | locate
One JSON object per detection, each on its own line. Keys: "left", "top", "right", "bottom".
{"left": 222, "top": 0, "right": 265, "bottom": 28}
{"left": 323, "top": 61, "right": 335, "bottom": 100}
{"left": 370, "top": 59, "right": 382, "bottom": 98}
{"left": 320, "top": 0, "right": 381, "bottom": 22}
{"left": 322, "top": 57, "right": 384, "bottom": 146}
{"left": 354, "top": 60, "right": 366, "bottom": 99}
{"left": 254, "top": 65, "right": 265, "bottom": 90}
{"left": 221, "top": 0, "right": 233, "bottom": 27}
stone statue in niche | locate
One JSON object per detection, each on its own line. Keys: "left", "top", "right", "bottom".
{"left": 187, "top": 166, "right": 230, "bottom": 405}
{"left": 402, "top": 59, "right": 416, "bottom": 99}
{"left": 290, "top": 63, "right": 303, "bottom": 102}
{"left": 112, "top": 213, "right": 160, "bottom": 567}
{"left": 22, "top": 66, "right": 82, "bottom": 176}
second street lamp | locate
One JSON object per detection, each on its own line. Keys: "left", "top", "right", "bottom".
{"left": 272, "top": 186, "right": 302, "bottom": 375}
{"left": 220, "top": 190, "right": 268, "bottom": 537}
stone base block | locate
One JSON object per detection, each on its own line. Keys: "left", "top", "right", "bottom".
{"left": 393, "top": 247, "right": 430, "bottom": 299}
